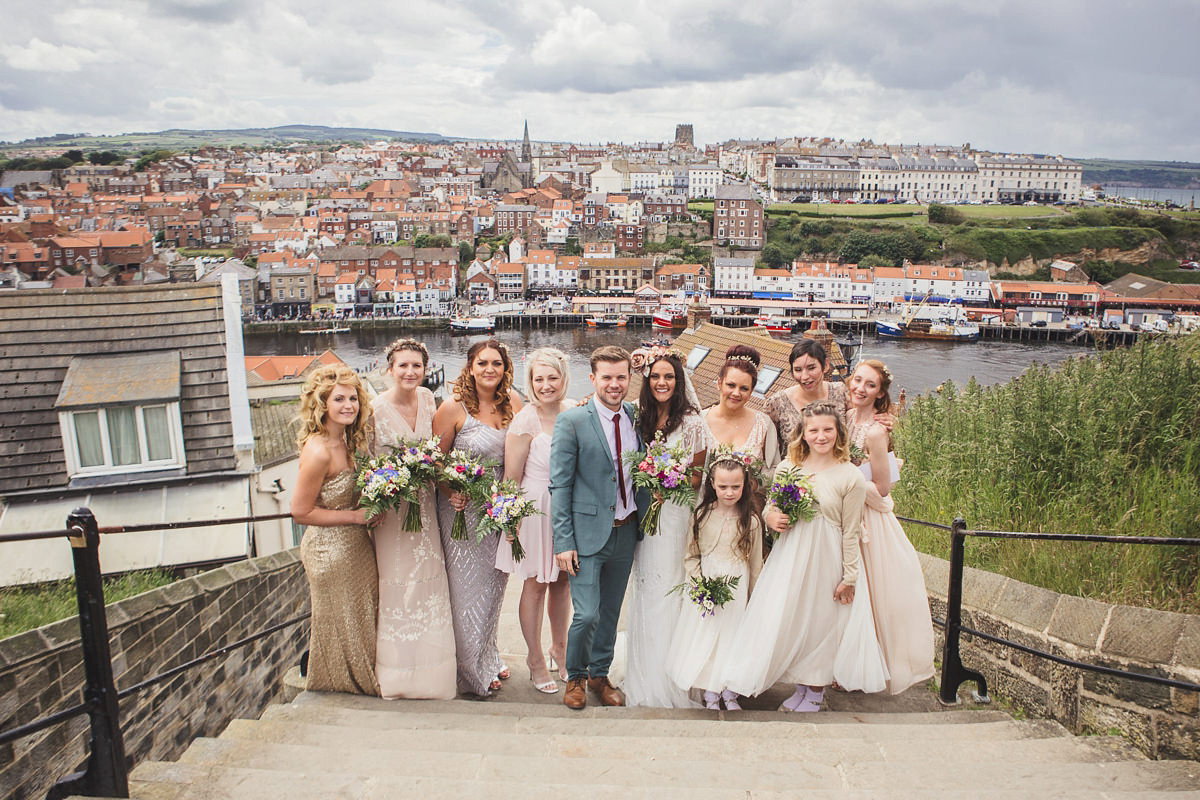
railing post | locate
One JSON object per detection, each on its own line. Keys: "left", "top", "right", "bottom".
{"left": 938, "top": 516, "right": 991, "bottom": 706}
{"left": 48, "top": 508, "right": 129, "bottom": 799}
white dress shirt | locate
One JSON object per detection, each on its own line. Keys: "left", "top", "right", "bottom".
{"left": 593, "top": 396, "right": 637, "bottom": 521}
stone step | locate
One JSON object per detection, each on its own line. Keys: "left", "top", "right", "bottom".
{"left": 123, "top": 759, "right": 1199, "bottom": 800}
{"left": 219, "top": 716, "right": 1142, "bottom": 766}
{"left": 168, "top": 735, "right": 1200, "bottom": 793}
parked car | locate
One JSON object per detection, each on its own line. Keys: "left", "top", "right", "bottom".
{"left": 1180, "top": 260, "right": 1198, "bottom": 270}
{"left": 1030, "top": 320, "right": 1047, "bottom": 328}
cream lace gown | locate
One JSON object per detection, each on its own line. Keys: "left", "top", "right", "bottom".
{"left": 849, "top": 418, "right": 935, "bottom": 694}
{"left": 701, "top": 407, "right": 782, "bottom": 473}
{"left": 624, "top": 411, "right": 708, "bottom": 708}
{"left": 371, "top": 389, "right": 457, "bottom": 699}
{"left": 300, "top": 468, "right": 379, "bottom": 695}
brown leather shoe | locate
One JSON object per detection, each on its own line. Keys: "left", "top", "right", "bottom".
{"left": 587, "top": 676, "right": 625, "bottom": 707}
{"left": 563, "top": 677, "right": 587, "bottom": 710}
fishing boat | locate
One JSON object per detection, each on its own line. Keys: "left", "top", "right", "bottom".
{"left": 298, "top": 326, "right": 350, "bottom": 334}
{"left": 449, "top": 316, "right": 496, "bottom": 334}
{"left": 875, "top": 297, "right": 979, "bottom": 342}
{"left": 753, "top": 314, "right": 800, "bottom": 334}
{"left": 651, "top": 306, "right": 688, "bottom": 331}
{"left": 586, "top": 313, "right": 628, "bottom": 328}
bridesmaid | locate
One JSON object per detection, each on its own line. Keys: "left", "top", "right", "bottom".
{"left": 765, "top": 339, "right": 847, "bottom": 451}
{"left": 291, "top": 365, "right": 379, "bottom": 695}
{"left": 846, "top": 359, "right": 935, "bottom": 694}
{"left": 702, "top": 345, "right": 781, "bottom": 471}
{"left": 433, "top": 338, "right": 523, "bottom": 697}
{"left": 370, "top": 339, "right": 457, "bottom": 700}
{"left": 495, "top": 347, "right": 572, "bottom": 694}
{"left": 624, "top": 347, "right": 708, "bottom": 708}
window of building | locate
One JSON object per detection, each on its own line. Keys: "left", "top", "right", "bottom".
{"left": 685, "top": 346, "right": 711, "bottom": 371}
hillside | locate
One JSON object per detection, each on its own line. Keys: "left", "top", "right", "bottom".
{"left": 0, "top": 125, "right": 450, "bottom": 152}
{"left": 1072, "top": 157, "right": 1200, "bottom": 189}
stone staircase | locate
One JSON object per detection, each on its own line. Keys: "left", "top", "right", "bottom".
{"left": 115, "top": 689, "right": 1199, "bottom": 799}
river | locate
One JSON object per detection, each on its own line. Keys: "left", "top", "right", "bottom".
{"left": 243, "top": 325, "right": 1087, "bottom": 399}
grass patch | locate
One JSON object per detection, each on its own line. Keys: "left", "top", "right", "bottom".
{"left": 0, "top": 569, "right": 176, "bottom": 639}
{"left": 893, "top": 333, "right": 1200, "bottom": 613}
{"left": 178, "top": 247, "right": 235, "bottom": 259}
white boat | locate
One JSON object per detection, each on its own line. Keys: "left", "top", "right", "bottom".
{"left": 876, "top": 298, "right": 979, "bottom": 342}
{"left": 298, "top": 326, "right": 350, "bottom": 334}
{"left": 586, "top": 313, "right": 628, "bottom": 328}
{"left": 652, "top": 306, "right": 687, "bottom": 330}
{"left": 449, "top": 316, "right": 496, "bottom": 334}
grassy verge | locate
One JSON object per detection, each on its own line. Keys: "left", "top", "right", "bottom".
{"left": 178, "top": 247, "right": 235, "bottom": 259}
{"left": 892, "top": 333, "right": 1200, "bottom": 613}
{"left": 0, "top": 570, "right": 176, "bottom": 639}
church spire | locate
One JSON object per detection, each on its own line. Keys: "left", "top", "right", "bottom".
{"left": 521, "top": 120, "right": 532, "bottom": 163}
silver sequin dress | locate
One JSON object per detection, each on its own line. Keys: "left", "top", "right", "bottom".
{"left": 437, "top": 408, "right": 510, "bottom": 696}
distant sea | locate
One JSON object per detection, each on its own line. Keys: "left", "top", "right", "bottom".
{"left": 1101, "top": 186, "right": 1199, "bottom": 206}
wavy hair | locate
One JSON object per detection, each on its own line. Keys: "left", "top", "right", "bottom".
{"left": 524, "top": 346, "right": 570, "bottom": 407}
{"left": 693, "top": 459, "right": 764, "bottom": 562}
{"left": 787, "top": 402, "right": 850, "bottom": 464}
{"left": 296, "top": 365, "right": 372, "bottom": 455}
{"left": 854, "top": 359, "right": 893, "bottom": 414}
{"left": 637, "top": 352, "right": 697, "bottom": 443}
{"left": 452, "top": 338, "right": 516, "bottom": 426}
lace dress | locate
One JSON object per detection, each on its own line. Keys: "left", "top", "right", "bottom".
{"left": 721, "top": 460, "right": 888, "bottom": 696}
{"left": 437, "top": 407, "right": 509, "bottom": 696}
{"left": 300, "top": 468, "right": 379, "bottom": 695}
{"left": 848, "top": 418, "right": 935, "bottom": 694}
{"left": 371, "top": 389, "right": 457, "bottom": 699}
{"left": 766, "top": 382, "right": 847, "bottom": 453}
{"left": 701, "top": 407, "right": 781, "bottom": 473}
{"left": 624, "top": 411, "right": 708, "bottom": 708}
{"left": 494, "top": 405, "right": 558, "bottom": 582}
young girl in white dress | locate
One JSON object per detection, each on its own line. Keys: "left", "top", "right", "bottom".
{"left": 665, "top": 455, "right": 764, "bottom": 711}
{"left": 722, "top": 402, "right": 888, "bottom": 712}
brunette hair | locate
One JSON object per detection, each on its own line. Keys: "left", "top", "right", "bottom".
{"left": 589, "top": 344, "right": 631, "bottom": 373}
{"left": 296, "top": 366, "right": 372, "bottom": 455}
{"left": 384, "top": 338, "right": 429, "bottom": 368}
{"left": 693, "top": 459, "right": 764, "bottom": 562}
{"left": 788, "top": 338, "right": 828, "bottom": 369}
{"left": 452, "top": 339, "right": 516, "bottom": 426}
{"left": 636, "top": 352, "right": 697, "bottom": 443}
{"left": 787, "top": 401, "right": 850, "bottom": 464}
{"left": 854, "top": 359, "right": 893, "bottom": 414}
{"left": 718, "top": 344, "right": 760, "bottom": 383}
{"left": 524, "top": 347, "right": 570, "bottom": 408}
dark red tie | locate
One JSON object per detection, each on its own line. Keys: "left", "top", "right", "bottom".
{"left": 613, "top": 412, "right": 628, "bottom": 507}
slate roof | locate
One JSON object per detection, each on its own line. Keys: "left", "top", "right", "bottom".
{"left": 0, "top": 284, "right": 239, "bottom": 496}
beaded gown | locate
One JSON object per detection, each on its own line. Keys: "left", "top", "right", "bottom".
{"left": 766, "top": 382, "right": 847, "bottom": 452}
{"left": 849, "top": 417, "right": 935, "bottom": 694}
{"left": 624, "top": 411, "right": 708, "bottom": 708}
{"left": 437, "top": 406, "right": 509, "bottom": 696}
{"left": 700, "top": 408, "right": 781, "bottom": 473}
{"left": 371, "top": 389, "right": 457, "bottom": 699}
{"left": 300, "top": 468, "right": 379, "bottom": 695}
{"left": 494, "top": 405, "right": 558, "bottom": 582}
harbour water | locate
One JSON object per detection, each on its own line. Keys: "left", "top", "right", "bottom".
{"left": 243, "top": 325, "right": 1087, "bottom": 399}
{"left": 1100, "top": 185, "right": 1198, "bottom": 207}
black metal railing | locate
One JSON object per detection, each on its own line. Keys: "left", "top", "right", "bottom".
{"left": 0, "top": 507, "right": 305, "bottom": 800}
{"left": 897, "top": 515, "right": 1200, "bottom": 705}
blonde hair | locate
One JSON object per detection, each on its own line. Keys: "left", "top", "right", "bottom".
{"left": 787, "top": 402, "right": 850, "bottom": 464}
{"left": 384, "top": 338, "right": 429, "bottom": 369}
{"left": 524, "top": 347, "right": 569, "bottom": 407}
{"left": 854, "top": 359, "right": 893, "bottom": 414}
{"left": 296, "top": 366, "right": 372, "bottom": 455}
{"left": 452, "top": 339, "right": 516, "bottom": 426}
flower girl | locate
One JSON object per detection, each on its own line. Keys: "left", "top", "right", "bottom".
{"left": 722, "top": 403, "right": 888, "bottom": 712}
{"left": 664, "top": 453, "right": 764, "bottom": 711}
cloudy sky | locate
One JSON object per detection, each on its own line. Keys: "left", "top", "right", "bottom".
{"left": 1, "top": 0, "right": 1196, "bottom": 160}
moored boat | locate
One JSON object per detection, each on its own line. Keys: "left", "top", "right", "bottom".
{"left": 652, "top": 306, "right": 688, "bottom": 330}
{"left": 753, "top": 314, "right": 800, "bottom": 334}
{"left": 876, "top": 300, "right": 979, "bottom": 342}
{"left": 449, "top": 316, "right": 496, "bottom": 334}
{"left": 587, "top": 313, "right": 628, "bottom": 328}
{"left": 299, "top": 326, "right": 351, "bottom": 334}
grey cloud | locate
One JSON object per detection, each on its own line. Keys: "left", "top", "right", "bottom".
{"left": 152, "top": 0, "right": 250, "bottom": 24}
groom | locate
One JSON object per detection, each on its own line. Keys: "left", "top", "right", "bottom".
{"left": 550, "top": 345, "right": 643, "bottom": 710}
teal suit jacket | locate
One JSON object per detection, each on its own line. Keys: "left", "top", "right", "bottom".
{"left": 549, "top": 399, "right": 644, "bottom": 557}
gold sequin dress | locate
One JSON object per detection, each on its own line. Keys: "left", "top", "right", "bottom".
{"left": 300, "top": 468, "right": 380, "bottom": 695}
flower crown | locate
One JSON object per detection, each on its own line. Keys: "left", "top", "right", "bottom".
{"left": 707, "top": 443, "right": 766, "bottom": 485}
{"left": 861, "top": 361, "right": 893, "bottom": 382}
{"left": 726, "top": 354, "right": 757, "bottom": 364}
{"left": 629, "top": 345, "right": 681, "bottom": 377}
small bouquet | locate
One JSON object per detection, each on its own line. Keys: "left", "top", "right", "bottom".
{"left": 382, "top": 436, "right": 443, "bottom": 531}
{"left": 624, "top": 431, "right": 699, "bottom": 537}
{"left": 438, "top": 449, "right": 496, "bottom": 541}
{"left": 767, "top": 466, "right": 819, "bottom": 534}
{"left": 848, "top": 442, "right": 867, "bottom": 466}
{"left": 707, "top": 442, "right": 767, "bottom": 487}
{"left": 356, "top": 453, "right": 413, "bottom": 521}
{"left": 479, "top": 479, "right": 542, "bottom": 559}
{"left": 670, "top": 573, "right": 741, "bottom": 618}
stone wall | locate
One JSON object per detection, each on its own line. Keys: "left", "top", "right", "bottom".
{"left": 920, "top": 552, "right": 1199, "bottom": 760}
{"left": 0, "top": 549, "right": 309, "bottom": 800}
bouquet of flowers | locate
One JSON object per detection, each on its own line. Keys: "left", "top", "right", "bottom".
{"left": 707, "top": 442, "right": 767, "bottom": 487}
{"left": 624, "top": 431, "right": 699, "bottom": 537}
{"left": 438, "top": 449, "right": 496, "bottom": 541}
{"left": 767, "top": 466, "right": 819, "bottom": 532}
{"left": 670, "top": 573, "right": 741, "bottom": 618}
{"left": 848, "top": 442, "right": 867, "bottom": 466}
{"left": 356, "top": 453, "right": 413, "bottom": 521}
{"left": 385, "top": 436, "right": 444, "bottom": 531}
{"left": 479, "top": 479, "right": 542, "bottom": 560}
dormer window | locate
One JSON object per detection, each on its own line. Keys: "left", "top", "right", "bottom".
{"left": 56, "top": 352, "right": 186, "bottom": 478}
